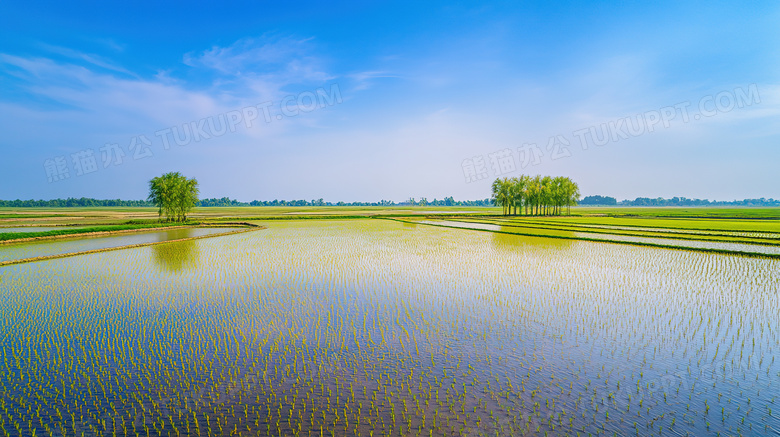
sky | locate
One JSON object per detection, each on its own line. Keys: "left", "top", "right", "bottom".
{"left": 1, "top": 0, "right": 779, "bottom": 202}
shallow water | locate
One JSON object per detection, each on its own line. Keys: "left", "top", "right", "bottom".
{"left": 0, "top": 227, "right": 242, "bottom": 262}
{"left": 0, "top": 220, "right": 778, "bottom": 436}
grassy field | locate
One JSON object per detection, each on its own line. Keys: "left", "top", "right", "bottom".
{"left": 2, "top": 205, "right": 779, "bottom": 226}
{"left": 0, "top": 207, "right": 161, "bottom": 226}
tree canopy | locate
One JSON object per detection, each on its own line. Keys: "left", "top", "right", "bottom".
{"left": 491, "top": 175, "right": 580, "bottom": 216}
{"left": 147, "top": 172, "right": 199, "bottom": 222}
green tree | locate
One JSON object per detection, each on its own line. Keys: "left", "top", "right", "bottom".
{"left": 510, "top": 175, "right": 529, "bottom": 215}
{"left": 540, "top": 176, "right": 553, "bottom": 215}
{"left": 148, "top": 172, "right": 199, "bottom": 222}
{"left": 491, "top": 177, "right": 513, "bottom": 215}
{"left": 494, "top": 174, "right": 579, "bottom": 216}
{"left": 552, "top": 176, "right": 566, "bottom": 215}
{"left": 528, "top": 175, "right": 541, "bottom": 215}
{"left": 564, "top": 177, "right": 580, "bottom": 215}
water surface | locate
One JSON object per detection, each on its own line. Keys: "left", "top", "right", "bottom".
{"left": 0, "top": 227, "right": 242, "bottom": 262}
{"left": 0, "top": 220, "right": 777, "bottom": 436}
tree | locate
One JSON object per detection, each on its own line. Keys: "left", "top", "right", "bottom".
{"left": 528, "top": 175, "right": 542, "bottom": 215}
{"left": 148, "top": 172, "right": 199, "bottom": 222}
{"left": 565, "top": 178, "right": 580, "bottom": 215}
{"left": 540, "top": 176, "right": 553, "bottom": 215}
{"left": 510, "top": 175, "right": 529, "bottom": 216}
{"left": 491, "top": 177, "right": 513, "bottom": 215}
{"left": 552, "top": 176, "right": 568, "bottom": 215}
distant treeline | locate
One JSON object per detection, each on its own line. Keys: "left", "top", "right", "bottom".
{"left": 619, "top": 197, "right": 780, "bottom": 207}
{"left": 580, "top": 195, "right": 780, "bottom": 207}
{"left": 199, "top": 197, "right": 493, "bottom": 207}
{"left": 4, "top": 196, "right": 776, "bottom": 208}
{"left": 0, "top": 196, "right": 493, "bottom": 208}
{"left": 0, "top": 198, "right": 154, "bottom": 207}
{"left": 579, "top": 195, "right": 618, "bottom": 205}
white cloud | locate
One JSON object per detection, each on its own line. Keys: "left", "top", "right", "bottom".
{"left": 183, "top": 35, "right": 333, "bottom": 85}
{"left": 0, "top": 35, "right": 342, "bottom": 135}
{"left": 0, "top": 54, "right": 220, "bottom": 128}
{"left": 38, "top": 44, "right": 138, "bottom": 77}
{"left": 348, "top": 70, "right": 400, "bottom": 91}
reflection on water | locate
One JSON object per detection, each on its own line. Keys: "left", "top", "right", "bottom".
{"left": 152, "top": 239, "right": 200, "bottom": 272}
{"left": 156, "top": 228, "right": 194, "bottom": 241}
{"left": 0, "top": 227, "right": 242, "bottom": 263}
{"left": 491, "top": 227, "right": 572, "bottom": 251}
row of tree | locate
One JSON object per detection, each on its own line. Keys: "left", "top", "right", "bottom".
{"left": 147, "top": 172, "right": 199, "bottom": 222}
{"left": 0, "top": 198, "right": 154, "bottom": 207}
{"left": 399, "top": 197, "right": 492, "bottom": 207}
{"left": 579, "top": 195, "right": 780, "bottom": 206}
{"left": 491, "top": 175, "right": 580, "bottom": 216}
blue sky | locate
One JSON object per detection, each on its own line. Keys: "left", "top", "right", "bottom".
{"left": 1, "top": 1, "right": 778, "bottom": 202}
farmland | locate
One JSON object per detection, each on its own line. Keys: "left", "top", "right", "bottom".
{"left": 0, "top": 207, "right": 779, "bottom": 436}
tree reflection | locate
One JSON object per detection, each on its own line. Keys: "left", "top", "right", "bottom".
{"left": 490, "top": 227, "right": 573, "bottom": 251}
{"left": 152, "top": 239, "right": 200, "bottom": 273}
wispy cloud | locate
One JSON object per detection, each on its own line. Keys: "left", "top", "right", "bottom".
{"left": 38, "top": 44, "right": 138, "bottom": 77}
{"left": 0, "top": 54, "right": 217, "bottom": 127}
{"left": 89, "top": 37, "right": 126, "bottom": 53}
{"left": 0, "top": 34, "right": 342, "bottom": 130}
{"left": 184, "top": 35, "right": 333, "bottom": 84}
{"left": 348, "top": 70, "right": 399, "bottom": 91}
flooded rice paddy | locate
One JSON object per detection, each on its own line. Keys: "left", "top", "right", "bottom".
{"left": 0, "top": 219, "right": 778, "bottom": 436}
{"left": 0, "top": 227, "right": 242, "bottom": 263}
{"left": 420, "top": 220, "right": 780, "bottom": 257}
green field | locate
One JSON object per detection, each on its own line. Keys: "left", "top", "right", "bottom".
{"left": 2, "top": 205, "right": 779, "bottom": 224}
